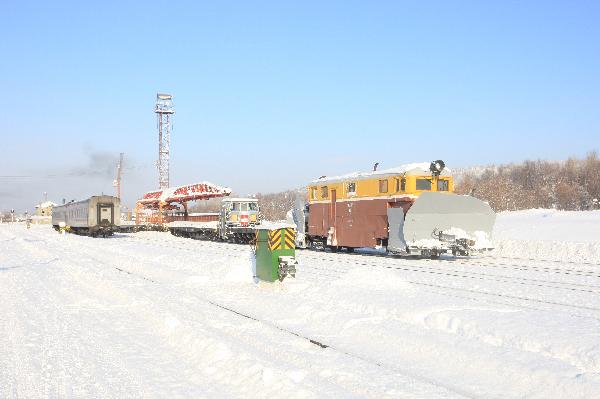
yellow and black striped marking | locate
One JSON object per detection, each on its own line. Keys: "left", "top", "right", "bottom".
{"left": 268, "top": 228, "right": 296, "bottom": 251}
{"left": 283, "top": 228, "right": 296, "bottom": 249}
{"left": 268, "top": 229, "right": 282, "bottom": 250}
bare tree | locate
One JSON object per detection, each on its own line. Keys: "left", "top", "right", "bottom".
{"left": 455, "top": 151, "right": 599, "bottom": 211}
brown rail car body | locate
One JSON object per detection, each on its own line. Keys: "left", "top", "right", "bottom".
{"left": 305, "top": 163, "right": 453, "bottom": 249}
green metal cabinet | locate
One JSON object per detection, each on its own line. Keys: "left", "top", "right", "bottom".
{"left": 255, "top": 227, "right": 297, "bottom": 282}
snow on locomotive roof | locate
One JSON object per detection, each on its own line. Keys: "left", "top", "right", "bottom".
{"left": 311, "top": 162, "right": 451, "bottom": 184}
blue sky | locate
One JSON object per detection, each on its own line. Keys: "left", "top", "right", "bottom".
{"left": 1, "top": 1, "right": 599, "bottom": 210}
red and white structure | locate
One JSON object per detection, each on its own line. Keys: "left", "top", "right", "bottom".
{"left": 135, "top": 182, "right": 232, "bottom": 226}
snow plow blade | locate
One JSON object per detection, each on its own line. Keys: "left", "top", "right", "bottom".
{"left": 388, "top": 192, "right": 495, "bottom": 256}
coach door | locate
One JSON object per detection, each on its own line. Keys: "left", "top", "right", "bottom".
{"left": 97, "top": 204, "right": 114, "bottom": 225}
{"left": 329, "top": 189, "right": 338, "bottom": 245}
{"left": 330, "top": 189, "right": 337, "bottom": 224}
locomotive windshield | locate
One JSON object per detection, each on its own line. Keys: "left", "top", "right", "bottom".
{"left": 231, "top": 202, "right": 259, "bottom": 211}
{"left": 416, "top": 178, "right": 432, "bottom": 190}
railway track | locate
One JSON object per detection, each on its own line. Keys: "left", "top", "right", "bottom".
{"left": 300, "top": 254, "right": 600, "bottom": 294}
{"left": 107, "top": 232, "right": 600, "bottom": 319}
{"left": 121, "top": 232, "right": 600, "bottom": 273}
{"left": 334, "top": 248, "right": 600, "bottom": 277}
{"left": 115, "top": 233, "right": 600, "bottom": 321}
{"left": 298, "top": 264, "right": 600, "bottom": 321}
{"left": 450, "top": 257, "right": 600, "bottom": 278}
{"left": 488, "top": 253, "right": 600, "bottom": 268}
{"left": 116, "top": 232, "right": 600, "bottom": 296}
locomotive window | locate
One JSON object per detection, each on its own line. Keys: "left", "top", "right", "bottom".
{"left": 321, "top": 186, "right": 328, "bottom": 198}
{"left": 395, "top": 178, "right": 406, "bottom": 192}
{"left": 379, "top": 179, "right": 388, "bottom": 193}
{"left": 346, "top": 182, "right": 356, "bottom": 194}
{"left": 232, "top": 203, "right": 240, "bottom": 211}
{"left": 249, "top": 203, "right": 258, "bottom": 211}
{"left": 437, "top": 179, "right": 449, "bottom": 191}
{"left": 310, "top": 187, "right": 317, "bottom": 199}
{"left": 416, "top": 178, "right": 432, "bottom": 190}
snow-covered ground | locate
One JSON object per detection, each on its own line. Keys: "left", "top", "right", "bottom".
{"left": 1, "top": 210, "right": 600, "bottom": 398}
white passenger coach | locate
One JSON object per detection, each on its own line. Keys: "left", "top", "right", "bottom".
{"left": 52, "top": 195, "right": 121, "bottom": 237}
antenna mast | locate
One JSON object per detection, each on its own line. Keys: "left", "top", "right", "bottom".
{"left": 155, "top": 93, "right": 174, "bottom": 189}
{"left": 114, "top": 152, "right": 124, "bottom": 199}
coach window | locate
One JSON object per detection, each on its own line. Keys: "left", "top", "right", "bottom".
{"left": 416, "top": 178, "right": 432, "bottom": 190}
{"left": 321, "top": 186, "right": 328, "bottom": 199}
{"left": 379, "top": 179, "right": 388, "bottom": 193}
{"left": 310, "top": 187, "right": 317, "bottom": 200}
{"left": 347, "top": 182, "right": 356, "bottom": 195}
{"left": 437, "top": 179, "right": 449, "bottom": 191}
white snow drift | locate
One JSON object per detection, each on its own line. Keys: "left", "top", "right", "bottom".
{"left": 1, "top": 209, "right": 600, "bottom": 398}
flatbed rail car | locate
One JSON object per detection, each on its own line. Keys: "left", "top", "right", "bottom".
{"left": 168, "top": 198, "right": 261, "bottom": 243}
{"left": 52, "top": 195, "right": 121, "bottom": 237}
{"left": 293, "top": 160, "right": 495, "bottom": 258}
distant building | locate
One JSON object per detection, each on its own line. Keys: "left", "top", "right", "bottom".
{"left": 35, "top": 201, "right": 57, "bottom": 216}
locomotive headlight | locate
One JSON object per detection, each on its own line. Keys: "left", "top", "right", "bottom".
{"left": 230, "top": 214, "right": 238, "bottom": 222}
{"left": 429, "top": 160, "right": 446, "bottom": 176}
{"left": 250, "top": 214, "right": 257, "bottom": 222}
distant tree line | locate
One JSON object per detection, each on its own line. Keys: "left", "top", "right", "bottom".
{"left": 455, "top": 152, "right": 600, "bottom": 211}
{"left": 254, "top": 190, "right": 299, "bottom": 221}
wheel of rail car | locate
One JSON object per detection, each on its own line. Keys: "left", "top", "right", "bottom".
{"left": 329, "top": 246, "right": 339, "bottom": 253}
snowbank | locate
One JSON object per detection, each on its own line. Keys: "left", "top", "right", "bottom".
{"left": 494, "top": 209, "right": 600, "bottom": 242}
{"left": 492, "top": 209, "right": 600, "bottom": 263}
{"left": 2, "top": 209, "right": 600, "bottom": 398}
